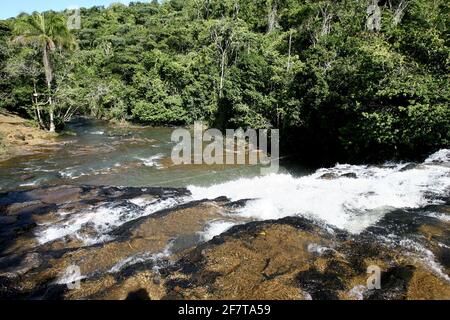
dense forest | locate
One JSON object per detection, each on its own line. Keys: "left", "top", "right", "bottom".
{"left": 0, "top": 0, "right": 448, "bottom": 163}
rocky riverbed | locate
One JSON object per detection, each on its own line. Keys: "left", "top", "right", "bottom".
{"left": 0, "top": 119, "right": 449, "bottom": 300}
{"left": 0, "top": 183, "right": 449, "bottom": 300}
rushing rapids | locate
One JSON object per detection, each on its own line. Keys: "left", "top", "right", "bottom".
{"left": 0, "top": 149, "right": 449, "bottom": 299}
{"left": 189, "top": 150, "right": 450, "bottom": 233}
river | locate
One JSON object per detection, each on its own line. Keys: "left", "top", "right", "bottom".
{"left": 0, "top": 118, "right": 449, "bottom": 299}
{"left": 0, "top": 117, "right": 296, "bottom": 190}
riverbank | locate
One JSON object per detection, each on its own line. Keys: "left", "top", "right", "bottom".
{"left": 0, "top": 112, "right": 61, "bottom": 163}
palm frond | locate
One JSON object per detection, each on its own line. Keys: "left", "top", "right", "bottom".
{"left": 12, "top": 12, "right": 43, "bottom": 37}
{"left": 11, "top": 34, "right": 42, "bottom": 47}
{"left": 29, "top": 12, "right": 46, "bottom": 35}
{"left": 12, "top": 11, "right": 76, "bottom": 51}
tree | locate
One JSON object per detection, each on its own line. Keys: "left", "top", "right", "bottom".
{"left": 389, "top": 0, "right": 409, "bottom": 26}
{"left": 267, "top": 0, "right": 280, "bottom": 33}
{"left": 210, "top": 19, "right": 248, "bottom": 98}
{"left": 1, "top": 0, "right": 448, "bottom": 162}
{"left": 12, "top": 12, "right": 76, "bottom": 132}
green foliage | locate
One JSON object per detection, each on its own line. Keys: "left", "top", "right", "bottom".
{"left": 0, "top": 0, "right": 448, "bottom": 162}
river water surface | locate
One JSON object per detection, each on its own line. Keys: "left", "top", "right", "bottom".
{"left": 0, "top": 118, "right": 284, "bottom": 190}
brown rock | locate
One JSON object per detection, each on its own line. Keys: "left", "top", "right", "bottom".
{"left": 25, "top": 186, "right": 83, "bottom": 204}
{"left": 6, "top": 200, "right": 44, "bottom": 215}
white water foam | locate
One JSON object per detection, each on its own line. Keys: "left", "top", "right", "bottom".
{"left": 55, "top": 269, "right": 87, "bottom": 286}
{"left": 425, "top": 149, "right": 450, "bottom": 164}
{"left": 60, "top": 166, "right": 116, "bottom": 180}
{"left": 90, "top": 130, "right": 105, "bottom": 135}
{"left": 307, "top": 243, "right": 333, "bottom": 255}
{"left": 19, "top": 180, "right": 40, "bottom": 187}
{"left": 426, "top": 212, "right": 450, "bottom": 222}
{"left": 136, "top": 153, "right": 164, "bottom": 168}
{"left": 59, "top": 168, "right": 91, "bottom": 180}
{"left": 128, "top": 196, "right": 157, "bottom": 207}
{"left": 373, "top": 233, "right": 450, "bottom": 283}
{"left": 188, "top": 149, "right": 450, "bottom": 233}
{"left": 36, "top": 197, "right": 184, "bottom": 245}
{"left": 399, "top": 239, "right": 450, "bottom": 282}
{"left": 348, "top": 285, "right": 368, "bottom": 300}
{"left": 199, "top": 220, "right": 237, "bottom": 241}
{"left": 109, "top": 242, "right": 173, "bottom": 274}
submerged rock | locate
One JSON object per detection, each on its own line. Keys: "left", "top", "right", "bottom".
{"left": 0, "top": 253, "right": 41, "bottom": 279}
{"left": 340, "top": 172, "right": 357, "bottom": 179}
{"left": 399, "top": 163, "right": 418, "bottom": 172}
{"left": 318, "top": 173, "right": 338, "bottom": 180}
{"left": 318, "top": 172, "right": 357, "bottom": 179}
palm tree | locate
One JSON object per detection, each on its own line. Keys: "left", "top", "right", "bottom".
{"left": 13, "top": 12, "right": 76, "bottom": 132}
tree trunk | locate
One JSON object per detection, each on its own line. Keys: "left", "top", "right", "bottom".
{"left": 49, "top": 96, "right": 55, "bottom": 133}
{"left": 33, "top": 83, "right": 45, "bottom": 130}
{"left": 287, "top": 30, "right": 293, "bottom": 71}
{"left": 219, "top": 52, "right": 226, "bottom": 98}
{"left": 42, "top": 46, "right": 53, "bottom": 86}
{"left": 367, "top": 0, "right": 381, "bottom": 32}
{"left": 267, "top": 4, "right": 278, "bottom": 33}
{"left": 392, "top": 0, "right": 408, "bottom": 26}
{"left": 37, "top": 107, "right": 45, "bottom": 130}
{"left": 320, "top": 6, "right": 332, "bottom": 37}
{"left": 42, "top": 45, "right": 56, "bottom": 133}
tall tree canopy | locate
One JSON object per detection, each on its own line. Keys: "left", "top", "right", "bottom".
{"left": 0, "top": 0, "right": 448, "bottom": 162}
